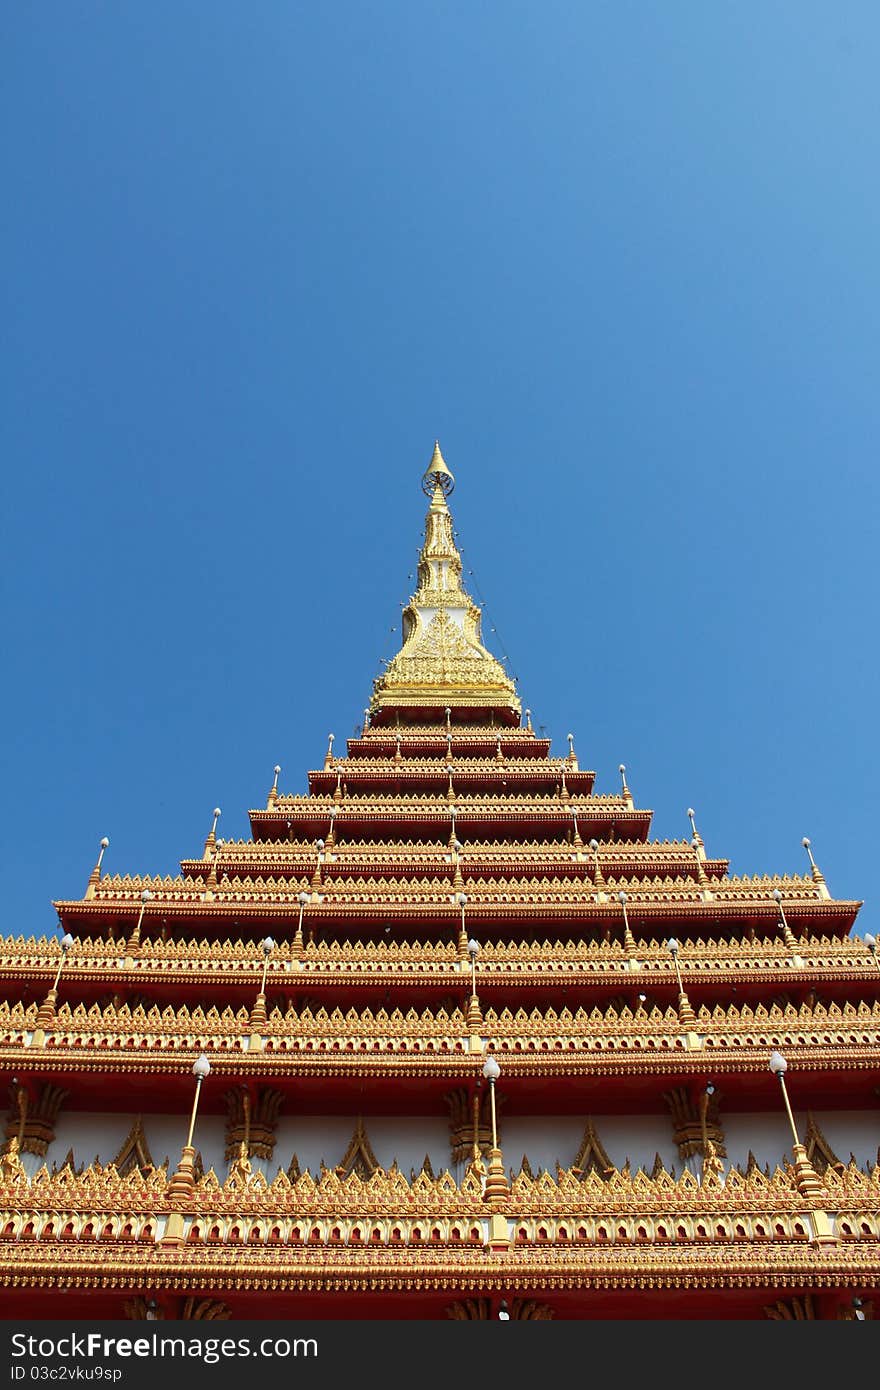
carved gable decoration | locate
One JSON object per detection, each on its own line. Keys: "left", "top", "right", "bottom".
{"left": 336, "top": 1118, "right": 380, "bottom": 1180}
{"left": 804, "top": 1113, "right": 844, "bottom": 1176}
{"left": 112, "top": 1117, "right": 155, "bottom": 1179}
{"left": 573, "top": 1118, "right": 615, "bottom": 1179}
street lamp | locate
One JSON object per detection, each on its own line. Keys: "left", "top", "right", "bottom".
{"left": 165, "top": 1055, "right": 212, "bottom": 1225}
{"left": 468, "top": 938, "right": 480, "bottom": 995}
{"left": 766, "top": 1050, "right": 835, "bottom": 1241}
{"left": 456, "top": 890, "right": 469, "bottom": 964}
{"left": 467, "top": 938, "right": 482, "bottom": 1043}
{"left": 479, "top": 1052, "right": 510, "bottom": 1230}
{"left": 481, "top": 1055, "right": 501, "bottom": 1151}
{"left": 667, "top": 938, "right": 698, "bottom": 1032}
{"left": 294, "top": 890, "right": 310, "bottom": 956}
{"left": 125, "top": 888, "right": 152, "bottom": 961}
{"left": 247, "top": 936, "right": 276, "bottom": 1049}
{"left": 667, "top": 937, "right": 683, "bottom": 991}
{"left": 30, "top": 932, "right": 76, "bottom": 1047}
{"left": 258, "top": 936, "right": 275, "bottom": 997}
{"left": 589, "top": 839, "right": 607, "bottom": 900}
{"left": 801, "top": 836, "right": 829, "bottom": 897}
{"left": 310, "top": 838, "right": 326, "bottom": 899}
{"left": 768, "top": 1050, "right": 802, "bottom": 1150}
{"left": 204, "top": 807, "right": 222, "bottom": 856}
{"left": 772, "top": 888, "right": 800, "bottom": 956}
{"left": 86, "top": 836, "right": 110, "bottom": 897}
{"left": 51, "top": 933, "right": 75, "bottom": 994}
{"left": 618, "top": 890, "right": 638, "bottom": 960}
{"left": 185, "top": 1054, "right": 211, "bottom": 1151}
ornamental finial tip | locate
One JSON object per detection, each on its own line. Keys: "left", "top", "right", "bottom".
{"left": 421, "top": 439, "right": 455, "bottom": 498}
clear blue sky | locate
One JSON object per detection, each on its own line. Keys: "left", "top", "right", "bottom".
{"left": 2, "top": 3, "right": 877, "bottom": 942}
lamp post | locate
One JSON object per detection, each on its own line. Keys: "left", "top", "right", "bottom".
{"left": 293, "top": 890, "right": 310, "bottom": 957}
{"left": 31, "top": 933, "right": 75, "bottom": 1047}
{"left": 258, "top": 936, "right": 274, "bottom": 997}
{"left": 467, "top": 938, "right": 482, "bottom": 1044}
{"left": 667, "top": 937, "right": 698, "bottom": 1036}
{"left": 124, "top": 888, "right": 152, "bottom": 964}
{"left": 481, "top": 1055, "right": 509, "bottom": 1236}
{"left": 772, "top": 888, "right": 803, "bottom": 965}
{"left": 589, "top": 839, "right": 607, "bottom": 901}
{"left": 802, "top": 837, "right": 829, "bottom": 898}
{"left": 185, "top": 1055, "right": 210, "bottom": 1150}
{"left": 165, "top": 1055, "right": 211, "bottom": 1223}
{"left": 482, "top": 1055, "right": 500, "bottom": 1150}
{"left": 691, "top": 835, "right": 713, "bottom": 899}
{"left": 767, "top": 1050, "right": 833, "bottom": 1237}
{"left": 51, "top": 933, "right": 75, "bottom": 995}
{"left": 452, "top": 838, "right": 465, "bottom": 893}
{"left": 617, "top": 890, "right": 639, "bottom": 965}
{"left": 248, "top": 935, "right": 274, "bottom": 1049}
{"left": 204, "top": 807, "right": 221, "bottom": 858}
{"left": 863, "top": 934, "right": 879, "bottom": 976}
{"left": 456, "top": 891, "right": 469, "bottom": 965}
{"left": 310, "top": 838, "right": 325, "bottom": 898}
{"left": 619, "top": 763, "right": 632, "bottom": 806}
{"left": 86, "top": 836, "right": 110, "bottom": 897}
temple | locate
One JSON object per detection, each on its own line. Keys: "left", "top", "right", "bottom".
{"left": 1, "top": 442, "right": 878, "bottom": 1320}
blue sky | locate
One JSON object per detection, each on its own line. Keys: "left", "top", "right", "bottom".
{"left": 2, "top": 3, "right": 877, "bottom": 942}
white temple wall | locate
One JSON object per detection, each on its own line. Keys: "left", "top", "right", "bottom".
{"left": 272, "top": 1116, "right": 451, "bottom": 1175}
{"left": 37, "top": 1108, "right": 880, "bottom": 1178}
{"left": 724, "top": 1110, "right": 878, "bottom": 1171}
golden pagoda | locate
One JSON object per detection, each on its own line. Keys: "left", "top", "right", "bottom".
{"left": 1, "top": 443, "right": 878, "bottom": 1321}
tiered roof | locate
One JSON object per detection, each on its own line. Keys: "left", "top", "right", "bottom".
{"left": 0, "top": 443, "right": 876, "bottom": 1319}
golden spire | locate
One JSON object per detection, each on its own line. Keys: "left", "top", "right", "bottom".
{"left": 371, "top": 443, "right": 519, "bottom": 717}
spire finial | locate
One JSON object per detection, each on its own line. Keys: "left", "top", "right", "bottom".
{"left": 421, "top": 440, "right": 455, "bottom": 498}
{"left": 324, "top": 733, "right": 335, "bottom": 769}
{"left": 525, "top": 708, "right": 533, "bottom": 733}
